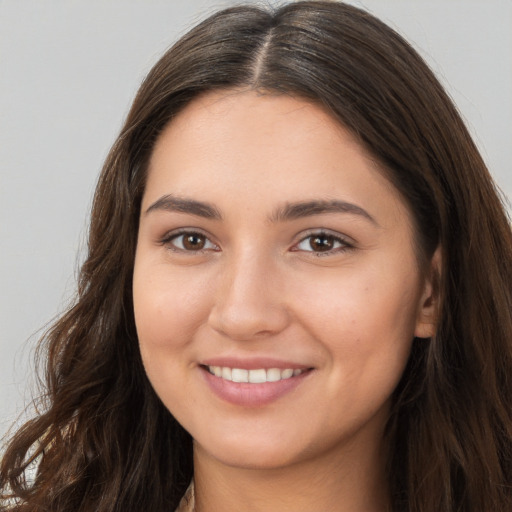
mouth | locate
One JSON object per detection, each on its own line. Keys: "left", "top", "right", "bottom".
{"left": 200, "top": 363, "right": 313, "bottom": 406}
{"left": 201, "top": 365, "right": 309, "bottom": 383}
{"left": 198, "top": 358, "right": 314, "bottom": 406}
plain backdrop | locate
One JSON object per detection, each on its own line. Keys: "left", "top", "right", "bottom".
{"left": 1, "top": 0, "right": 511, "bottom": 443}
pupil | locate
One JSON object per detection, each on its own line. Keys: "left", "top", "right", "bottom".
{"left": 311, "top": 235, "right": 333, "bottom": 251}
{"left": 184, "top": 234, "right": 205, "bottom": 250}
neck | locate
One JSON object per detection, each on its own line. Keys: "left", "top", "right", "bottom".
{"left": 192, "top": 435, "right": 391, "bottom": 512}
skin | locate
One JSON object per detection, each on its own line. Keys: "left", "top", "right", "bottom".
{"left": 133, "top": 90, "right": 438, "bottom": 511}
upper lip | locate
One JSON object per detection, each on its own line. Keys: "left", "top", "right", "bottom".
{"left": 200, "top": 357, "right": 312, "bottom": 370}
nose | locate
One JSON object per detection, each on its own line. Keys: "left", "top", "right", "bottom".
{"left": 208, "top": 252, "right": 290, "bottom": 341}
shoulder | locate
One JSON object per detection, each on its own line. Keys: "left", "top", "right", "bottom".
{"left": 175, "top": 481, "right": 195, "bottom": 512}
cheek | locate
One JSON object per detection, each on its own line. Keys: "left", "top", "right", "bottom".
{"left": 294, "top": 264, "right": 419, "bottom": 332}
{"left": 132, "top": 263, "right": 207, "bottom": 409}
{"left": 133, "top": 261, "right": 211, "bottom": 347}
{"left": 289, "top": 263, "right": 420, "bottom": 382}
{"left": 132, "top": 265, "right": 210, "bottom": 405}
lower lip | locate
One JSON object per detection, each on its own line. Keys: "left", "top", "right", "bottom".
{"left": 200, "top": 367, "right": 312, "bottom": 407}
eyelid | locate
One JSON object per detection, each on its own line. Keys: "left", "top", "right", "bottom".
{"left": 291, "top": 229, "right": 355, "bottom": 254}
{"left": 159, "top": 228, "right": 220, "bottom": 252}
{"left": 157, "top": 227, "right": 354, "bottom": 255}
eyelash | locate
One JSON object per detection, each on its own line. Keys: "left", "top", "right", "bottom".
{"left": 159, "top": 229, "right": 354, "bottom": 256}
{"left": 292, "top": 230, "right": 354, "bottom": 256}
{"left": 159, "top": 229, "right": 219, "bottom": 253}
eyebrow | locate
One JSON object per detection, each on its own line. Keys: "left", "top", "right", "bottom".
{"left": 270, "top": 199, "right": 378, "bottom": 225}
{"left": 145, "top": 194, "right": 222, "bottom": 220}
{"left": 145, "top": 194, "right": 377, "bottom": 226}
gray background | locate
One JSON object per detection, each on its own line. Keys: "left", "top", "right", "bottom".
{"left": 1, "top": 0, "right": 511, "bottom": 443}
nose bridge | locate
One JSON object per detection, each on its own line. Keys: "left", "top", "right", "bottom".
{"left": 208, "top": 247, "right": 289, "bottom": 340}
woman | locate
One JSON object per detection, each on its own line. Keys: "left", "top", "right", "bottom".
{"left": 1, "top": 1, "right": 511, "bottom": 511}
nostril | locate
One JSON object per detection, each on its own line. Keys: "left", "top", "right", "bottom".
{"left": 207, "top": 302, "right": 289, "bottom": 341}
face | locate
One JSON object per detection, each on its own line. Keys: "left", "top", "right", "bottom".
{"left": 133, "top": 90, "right": 436, "bottom": 471}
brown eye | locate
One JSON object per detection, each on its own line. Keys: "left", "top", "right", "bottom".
{"left": 309, "top": 234, "right": 336, "bottom": 252}
{"left": 182, "top": 233, "right": 206, "bottom": 250}
{"left": 166, "top": 232, "right": 217, "bottom": 252}
{"left": 294, "top": 232, "right": 351, "bottom": 255}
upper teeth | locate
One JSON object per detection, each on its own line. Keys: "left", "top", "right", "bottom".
{"left": 207, "top": 366, "right": 304, "bottom": 383}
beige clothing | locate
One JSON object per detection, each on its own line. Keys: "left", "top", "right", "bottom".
{"left": 176, "top": 481, "right": 195, "bottom": 512}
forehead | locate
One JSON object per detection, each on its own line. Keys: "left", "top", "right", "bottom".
{"left": 144, "top": 90, "right": 410, "bottom": 231}
{"left": 149, "top": 89, "right": 366, "bottom": 178}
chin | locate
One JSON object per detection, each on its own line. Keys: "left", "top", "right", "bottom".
{"left": 194, "top": 432, "right": 310, "bottom": 471}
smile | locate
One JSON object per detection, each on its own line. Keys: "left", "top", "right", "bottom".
{"left": 206, "top": 366, "right": 306, "bottom": 383}
{"left": 201, "top": 363, "right": 313, "bottom": 406}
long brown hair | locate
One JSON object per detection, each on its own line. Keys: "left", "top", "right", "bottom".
{"left": 2, "top": 2, "right": 511, "bottom": 511}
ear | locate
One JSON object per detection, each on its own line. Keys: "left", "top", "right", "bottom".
{"left": 414, "top": 246, "right": 442, "bottom": 339}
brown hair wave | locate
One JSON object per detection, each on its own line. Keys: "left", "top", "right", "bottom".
{"left": 2, "top": 2, "right": 511, "bottom": 511}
